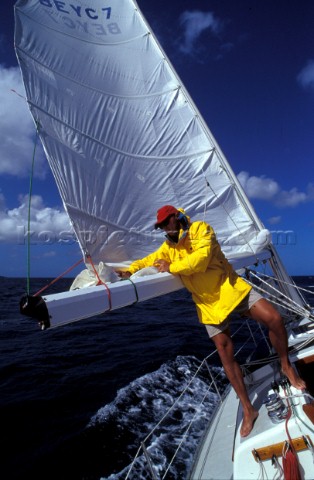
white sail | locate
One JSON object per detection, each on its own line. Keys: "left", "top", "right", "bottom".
{"left": 15, "top": 0, "right": 270, "bottom": 267}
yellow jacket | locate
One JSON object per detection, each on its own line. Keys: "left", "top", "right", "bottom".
{"left": 128, "top": 221, "right": 251, "bottom": 325}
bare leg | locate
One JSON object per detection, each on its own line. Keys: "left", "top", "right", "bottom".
{"left": 247, "top": 299, "right": 306, "bottom": 389}
{"left": 211, "top": 329, "right": 259, "bottom": 437}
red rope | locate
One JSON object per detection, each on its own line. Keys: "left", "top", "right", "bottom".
{"left": 11, "top": 88, "right": 26, "bottom": 100}
{"left": 34, "top": 258, "right": 84, "bottom": 296}
{"left": 86, "top": 255, "right": 112, "bottom": 310}
{"left": 282, "top": 395, "right": 302, "bottom": 480}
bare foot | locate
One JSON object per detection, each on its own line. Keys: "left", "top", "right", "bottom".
{"left": 281, "top": 365, "right": 306, "bottom": 390}
{"left": 240, "top": 410, "right": 259, "bottom": 437}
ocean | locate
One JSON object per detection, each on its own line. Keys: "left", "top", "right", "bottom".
{"left": 1, "top": 276, "right": 313, "bottom": 480}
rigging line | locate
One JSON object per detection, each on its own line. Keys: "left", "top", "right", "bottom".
{"left": 161, "top": 384, "right": 214, "bottom": 480}
{"left": 254, "top": 273, "right": 310, "bottom": 317}
{"left": 161, "top": 19, "right": 263, "bottom": 236}
{"left": 139, "top": 360, "right": 211, "bottom": 446}
{"left": 126, "top": 278, "right": 139, "bottom": 302}
{"left": 287, "top": 392, "right": 314, "bottom": 436}
{"left": 256, "top": 288, "right": 306, "bottom": 319}
{"left": 282, "top": 387, "right": 302, "bottom": 479}
{"left": 10, "top": 89, "right": 26, "bottom": 100}
{"left": 246, "top": 272, "right": 309, "bottom": 317}
{"left": 282, "top": 386, "right": 314, "bottom": 437}
{"left": 141, "top": 0, "right": 260, "bottom": 235}
{"left": 26, "top": 121, "right": 40, "bottom": 295}
{"left": 161, "top": 86, "right": 212, "bottom": 223}
{"left": 248, "top": 281, "right": 306, "bottom": 318}
{"left": 283, "top": 392, "right": 314, "bottom": 403}
{"left": 200, "top": 151, "right": 215, "bottom": 222}
{"left": 212, "top": 143, "right": 264, "bottom": 231}
{"left": 202, "top": 174, "right": 209, "bottom": 222}
{"left": 85, "top": 255, "right": 112, "bottom": 310}
{"left": 242, "top": 333, "right": 314, "bottom": 368}
{"left": 258, "top": 271, "right": 314, "bottom": 300}
{"left": 205, "top": 176, "right": 259, "bottom": 257}
{"left": 33, "top": 258, "right": 83, "bottom": 297}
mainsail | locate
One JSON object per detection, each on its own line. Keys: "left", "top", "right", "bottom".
{"left": 15, "top": 0, "right": 269, "bottom": 267}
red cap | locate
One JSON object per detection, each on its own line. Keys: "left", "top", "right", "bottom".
{"left": 154, "top": 205, "right": 178, "bottom": 229}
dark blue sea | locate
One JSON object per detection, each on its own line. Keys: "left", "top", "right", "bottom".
{"left": 1, "top": 276, "right": 313, "bottom": 480}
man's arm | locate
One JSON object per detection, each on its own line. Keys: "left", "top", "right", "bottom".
{"left": 170, "top": 222, "right": 215, "bottom": 276}
{"left": 116, "top": 244, "right": 169, "bottom": 278}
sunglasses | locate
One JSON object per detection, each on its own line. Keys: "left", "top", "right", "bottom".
{"left": 159, "top": 214, "right": 175, "bottom": 229}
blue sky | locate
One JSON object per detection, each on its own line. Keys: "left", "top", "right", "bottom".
{"left": 0, "top": 0, "right": 314, "bottom": 278}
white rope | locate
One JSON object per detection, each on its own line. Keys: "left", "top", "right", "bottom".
{"left": 126, "top": 354, "right": 222, "bottom": 479}
{"left": 282, "top": 392, "right": 314, "bottom": 403}
{"left": 247, "top": 275, "right": 306, "bottom": 317}
{"left": 258, "top": 271, "right": 314, "bottom": 298}
{"left": 126, "top": 287, "right": 313, "bottom": 479}
{"left": 256, "top": 456, "right": 269, "bottom": 480}
{"left": 245, "top": 271, "right": 310, "bottom": 318}
{"left": 272, "top": 454, "right": 284, "bottom": 479}
{"left": 161, "top": 383, "right": 213, "bottom": 480}
{"left": 249, "top": 270, "right": 312, "bottom": 316}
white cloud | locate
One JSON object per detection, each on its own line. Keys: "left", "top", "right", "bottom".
{"left": 297, "top": 60, "right": 314, "bottom": 91}
{"left": 237, "top": 171, "right": 312, "bottom": 208}
{"left": 179, "top": 10, "right": 222, "bottom": 55}
{"left": 237, "top": 171, "right": 279, "bottom": 200}
{"left": 275, "top": 188, "right": 307, "bottom": 208}
{"left": 0, "top": 64, "right": 47, "bottom": 177}
{"left": 0, "top": 194, "right": 72, "bottom": 243}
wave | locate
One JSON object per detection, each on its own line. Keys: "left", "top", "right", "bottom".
{"left": 87, "top": 355, "right": 226, "bottom": 479}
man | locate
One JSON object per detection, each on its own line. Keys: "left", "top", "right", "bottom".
{"left": 118, "top": 205, "right": 306, "bottom": 437}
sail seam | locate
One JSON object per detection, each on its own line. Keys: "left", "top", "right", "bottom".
{"left": 16, "top": 45, "right": 177, "bottom": 101}
{"left": 27, "top": 98, "right": 212, "bottom": 161}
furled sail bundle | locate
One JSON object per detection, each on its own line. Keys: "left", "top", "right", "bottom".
{"left": 15, "top": 0, "right": 269, "bottom": 267}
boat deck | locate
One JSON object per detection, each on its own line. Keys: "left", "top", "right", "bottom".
{"left": 190, "top": 347, "right": 314, "bottom": 480}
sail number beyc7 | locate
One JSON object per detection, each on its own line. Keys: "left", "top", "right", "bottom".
{"left": 39, "top": 0, "right": 121, "bottom": 36}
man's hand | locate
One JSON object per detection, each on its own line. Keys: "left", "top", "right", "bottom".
{"left": 115, "top": 270, "right": 131, "bottom": 279}
{"left": 153, "top": 259, "right": 170, "bottom": 273}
